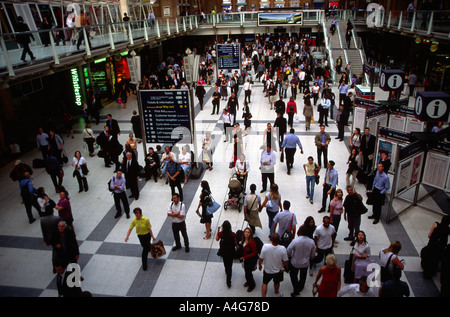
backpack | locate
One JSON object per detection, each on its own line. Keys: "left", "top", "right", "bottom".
{"left": 254, "top": 236, "right": 264, "bottom": 255}
{"left": 108, "top": 176, "right": 115, "bottom": 193}
{"left": 20, "top": 180, "right": 32, "bottom": 203}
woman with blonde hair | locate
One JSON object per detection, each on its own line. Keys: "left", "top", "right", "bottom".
{"left": 259, "top": 183, "right": 283, "bottom": 236}
{"left": 379, "top": 241, "right": 404, "bottom": 283}
{"left": 313, "top": 254, "right": 341, "bottom": 297}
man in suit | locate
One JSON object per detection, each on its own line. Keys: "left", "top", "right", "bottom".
{"left": 360, "top": 127, "right": 376, "bottom": 173}
{"left": 122, "top": 151, "right": 140, "bottom": 200}
{"left": 16, "top": 16, "right": 36, "bottom": 62}
{"left": 106, "top": 114, "right": 121, "bottom": 137}
{"left": 103, "top": 131, "right": 122, "bottom": 171}
{"left": 55, "top": 261, "right": 83, "bottom": 297}
{"left": 50, "top": 221, "right": 80, "bottom": 266}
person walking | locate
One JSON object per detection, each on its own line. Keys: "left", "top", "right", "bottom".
{"left": 258, "top": 233, "right": 289, "bottom": 297}
{"left": 125, "top": 207, "right": 156, "bottom": 271}
{"left": 343, "top": 185, "right": 366, "bottom": 243}
{"left": 259, "top": 183, "right": 283, "bottom": 237}
{"left": 16, "top": 16, "right": 36, "bottom": 62}
{"left": 109, "top": 170, "right": 130, "bottom": 219}
{"left": 303, "top": 97, "right": 314, "bottom": 131}
{"left": 360, "top": 127, "right": 376, "bottom": 174}
{"left": 243, "top": 78, "right": 252, "bottom": 104}
{"left": 318, "top": 160, "right": 338, "bottom": 213}
{"left": 167, "top": 193, "right": 189, "bottom": 253}
{"left": 82, "top": 124, "right": 96, "bottom": 157}
{"left": 239, "top": 228, "right": 258, "bottom": 292}
{"left": 54, "top": 190, "right": 74, "bottom": 229}
{"left": 243, "top": 184, "right": 262, "bottom": 235}
{"left": 19, "top": 172, "right": 41, "bottom": 224}
{"left": 216, "top": 220, "right": 238, "bottom": 288}
{"left": 368, "top": 163, "right": 390, "bottom": 224}
{"left": 195, "top": 180, "right": 213, "bottom": 240}
{"left": 286, "top": 97, "right": 297, "bottom": 129}
{"left": 281, "top": 128, "right": 303, "bottom": 175}
{"left": 211, "top": 87, "right": 221, "bottom": 115}
{"left": 287, "top": 225, "right": 316, "bottom": 297}
{"left": 311, "top": 216, "right": 336, "bottom": 272}
{"left": 273, "top": 200, "right": 297, "bottom": 248}
{"left": 313, "top": 254, "right": 341, "bottom": 297}
{"left": 44, "top": 154, "right": 63, "bottom": 193}
{"left": 315, "top": 125, "right": 331, "bottom": 168}
{"left": 303, "top": 156, "right": 320, "bottom": 204}
{"left": 36, "top": 128, "right": 50, "bottom": 160}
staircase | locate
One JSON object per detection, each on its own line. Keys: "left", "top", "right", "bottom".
{"left": 337, "top": 21, "right": 364, "bottom": 82}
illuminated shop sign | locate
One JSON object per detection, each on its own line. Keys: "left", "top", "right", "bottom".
{"left": 71, "top": 68, "right": 82, "bottom": 106}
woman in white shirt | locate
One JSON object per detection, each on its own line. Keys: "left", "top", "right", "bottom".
{"left": 202, "top": 131, "right": 213, "bottom": 171}
{"left": 72, "top": 150, "right": 89, "bottom": 193}
{"left": 82, "top": 123, "right": 96, "bottom": 157}
{"left": 379, "top": 241, "right": 404, "bottom": 283}
{"left": 352, "top": 231, "right": 371, "bottom": 281}
{"left": 179, "top": 146, "right": 191, "bottom": 184}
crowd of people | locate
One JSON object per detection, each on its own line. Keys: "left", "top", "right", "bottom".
{"left": 8, "top": 32, "right": 449, "bottom": 298}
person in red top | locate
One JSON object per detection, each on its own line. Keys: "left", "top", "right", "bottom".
{"left": 240, "top": 228, "right": 258, "bottom": 292}
{"left": 286, "top": 96, "right": 297, "bottom": 129}
{"left": 313, "top": 254, "right": 341, "bottom": 297}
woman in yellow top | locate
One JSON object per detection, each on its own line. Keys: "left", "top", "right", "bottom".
{"left": 125, "top": 207, "right": 156, "bottom": 271}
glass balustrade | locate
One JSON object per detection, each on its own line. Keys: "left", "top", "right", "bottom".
{"left": 2, "top": 10, "right": 448, "bottom": 77}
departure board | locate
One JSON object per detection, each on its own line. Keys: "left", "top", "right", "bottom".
{"left": 139, "top": 89, "right": 193, "bottom": 144}
{"left": 217, "top": 43, "right": 240, "bottom": 70}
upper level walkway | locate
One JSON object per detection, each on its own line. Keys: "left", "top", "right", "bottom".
{"left": 1, "top": 9, "right": 449, "bottom": 83}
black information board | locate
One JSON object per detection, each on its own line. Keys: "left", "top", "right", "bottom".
{"left": 217, "top": 43, "right": 240, "bottom": 70}
{"left": 139, "top": 89, "right": 192, "bottom": 144}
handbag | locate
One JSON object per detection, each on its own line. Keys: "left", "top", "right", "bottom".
{"left": 280, "top": 214, "right": 295, "bottom": 247}
{"left": 81, "top": 164, "right": 89, "bottom": 175}
{"left": 206, "top": 201, "right": 221, "bottom": 215}
{"left": 344, "top": 251, "right": 355, "bottom": 284}
{"left": 366, "top": 191, "right": 374, "bottom": 205}
{"left": 280, "top": 151, "right": 284, "bottom": 163}
{"left": 314, "top": 163, "right": 320, "bottom": 185}
{"left": 151, "top": 240, "right": 166, "bottom": 259}
{"left": 380, "top": 254, "right": 394, "bottom": 282}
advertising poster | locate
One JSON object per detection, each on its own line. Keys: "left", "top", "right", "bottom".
{"left": 258, "top": 12, "right": 303, "bottom": 26}
{"left": 377, "top": 139, "right": 397, "bottom": 173}
{"left": 389, "top": 115, "right": 406, "bottom": 132}
{"left": 395, "top": 152, "right": 424, "bottom": 195}
{"left": 353, "top": 107, "right": 367, "bottom": 134}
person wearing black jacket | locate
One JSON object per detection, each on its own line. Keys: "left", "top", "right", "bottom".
{"left": 16, "top": 16, "right": 36, "bottom": 62}
{"left": 122, "top": 151, "right": 140, "bottom": 200}
{"left": 195, "top": 80, "right": 206, "bottom": 110}
{"left": 106, "top": 114, "right": 121, "bottom": 137}
{"left": 144, "top": 147, "right": 161, "bottom": 182}
{"left": 103, "top": 131, "right": 122, "bottom": 171}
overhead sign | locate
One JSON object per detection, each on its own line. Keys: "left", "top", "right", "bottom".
{"left": 414, "top": 91, "right": 450, "bottom": 122}
{"left": 380, "top": 69, "right": 405, "bottom": 91}
{"left": 139, "top": 89, "right": 193, "bottom": 144}
{"left": 217, "top": 44, "right": 240, "bottom": 70}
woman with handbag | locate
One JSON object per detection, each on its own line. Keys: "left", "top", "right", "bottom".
{"left": 195, "top": 180, "right": 213, "bottom": 240}
{"left": 240, "top": 227, "right": 258, "bottom": 292}
{"left": 259, "top": 183, "right": 282, "bottom": 237}
{"left": 216, "top": 220, "right": 238, "bottom": 288}
{"left": 379, "top": 241, "right": 404, "bottom": 284}
{"left": 303, "top": 156, "right": 320, "bottom": 204}
{"left": 36, "top": 187, "right": 56, "bottom": 216}
{"left": 72, "top": 150, "right": 89, "bottom": 193}
{"left": 243, "top": 184, "right": 262, "bottom": 235}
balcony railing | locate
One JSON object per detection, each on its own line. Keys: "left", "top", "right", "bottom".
{"left": 1, "top": 9, "right": 448, "bottom": 78}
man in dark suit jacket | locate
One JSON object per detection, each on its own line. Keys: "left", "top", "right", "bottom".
{"left": 103, "top": 131, "right": 122, "bottom": 170}
{"left": 122, "top": 151, "right": 140, "bottom": 200}
{"left": 55, "top": 261, "right": 83, "bottom": 297}
{"left": 360, "top": 127, "right": 376, "bottom": 173}
{"left": 106, "top": 114, "right": 121, "bottom": 137}
{"left": 50, "top": 221, "right": 80, "bottom": 265}
{"left": 16, "top": 16, "right": 36, "bottom": 62}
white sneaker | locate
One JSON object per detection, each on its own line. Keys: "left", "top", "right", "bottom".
{"left": 309, "top": 266, "right": 314, "bottom": 276}
{"left": 275, "top": 291, "right": 284, "bottom": 297}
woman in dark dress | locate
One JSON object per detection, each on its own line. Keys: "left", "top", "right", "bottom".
{"left": 216, "top": 220, "right": 238, "bottom": 288}
{"left": 195, "top": 180, "right": 213, "bottom": 240}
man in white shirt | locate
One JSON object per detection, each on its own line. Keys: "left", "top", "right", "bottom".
{"left": 258, "top": 233, "right": 289, "bottom": 297}
{"left": 260, "top": 145, "right": 276, "bottom": 193}
{"left": 337, "top": 276, "right": 376, "bottom": 297}
{"left": 243, "top": 78, "right": 252, "bottom": 104}
{"left": 167, "top": 193, "right": 189, "bottom": 252}
{"left": 312, "top": 216, "right": 336, "bottom": 272}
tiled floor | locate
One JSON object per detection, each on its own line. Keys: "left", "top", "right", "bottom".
{"left": 0, "top": 81, "right": 447, "bottom": 298}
